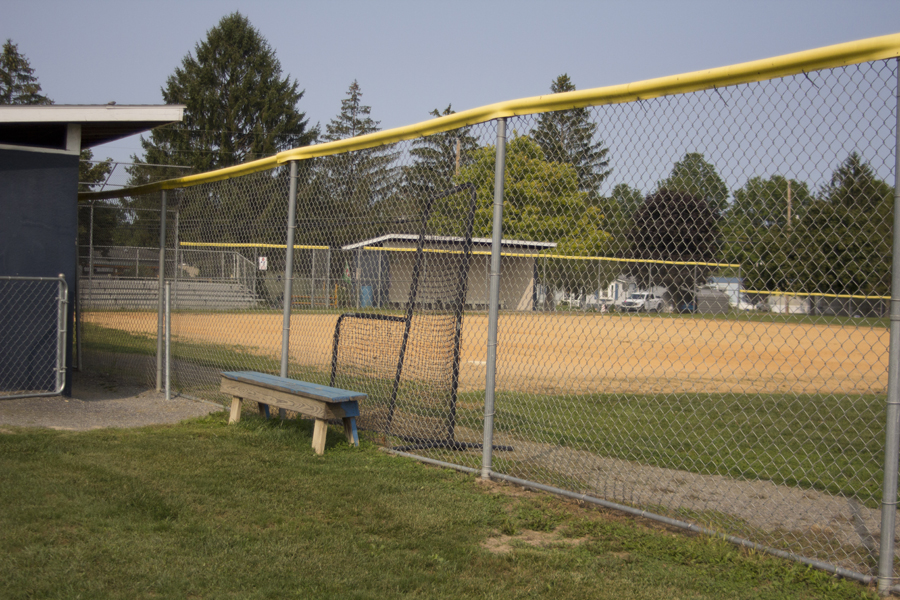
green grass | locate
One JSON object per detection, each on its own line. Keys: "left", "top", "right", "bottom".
{"left": 0, "top": 414, "right": 878, "bottom": 599}
{"left": 81, "top": 321, "right": 888, "bottom": 507}
{"left": 486, "top": 390, "right": 886, "bottom": 508}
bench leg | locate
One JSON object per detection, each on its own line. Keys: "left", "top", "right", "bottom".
{"left": 343, "top": 417, "right": 359, "bottom": 447}
{"left": 312, "top": 419, "right": 328, "bottom": 455}
{"left": 229, "top": 396, "right": 242, "bottom": 424}
{"left": 258, "top": 403, "right": 270, "bottom": 419}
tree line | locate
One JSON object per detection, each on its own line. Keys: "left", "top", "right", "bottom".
{"left": 2, "top": 12, "right": 893, "bottom": 302}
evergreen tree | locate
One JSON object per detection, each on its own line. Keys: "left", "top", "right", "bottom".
{"left": 657, "top": 152, "right": 729, "bottom": 215}
{"left": 127, "top": 12, "right": 316, "bottom": 186}
{"left": 404, "top": 105, "right": 479, "bottom": 198}
{"left": 784, "top": 153, "right": 893, "bottom": 297}
{"left": 0, "top": 39, "right": 120, "bottom": 249}
{"left": 0, "top": 39, "right": 51, "bottom": 105}
{"left": 314, "top": 80, "right": 398, "bottom": 245}
{"left": 78, "top": 149, "right": 114, "bottom": 193}
{"left": 122, "top": 13, "right": 317, "bottom": 249}
{"left": 533, "top": 74, "right": 611, "bottom": 198}
{"left": 389, "top": 105, "right": 482, "bottom": 236}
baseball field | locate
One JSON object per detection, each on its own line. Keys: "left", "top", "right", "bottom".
{"left": 83, "top": 310, "right": 888, "bottom": 397}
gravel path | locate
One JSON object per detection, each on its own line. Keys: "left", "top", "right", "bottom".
{"left": 451, "top": 425, "right": 889, "bottom": 574}
{"left": 0, "top": 372, "right": 224, "bottom": 431}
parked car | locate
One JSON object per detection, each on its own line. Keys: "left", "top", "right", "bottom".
{"left": 621, "top": 292, "right": 663, "bottom": 312}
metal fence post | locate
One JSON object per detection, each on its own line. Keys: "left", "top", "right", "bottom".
{"left": 877, "top": 58, "right": 900, "bottom": 597}
{"left": 311, "top": 249, "right": 317, "bottom": 308}
{"left": 482, "top": 117, "right": 507, "bottom": 479}
{"left": 173, "top": 206, "right": 179, "bottom": 309}
{"left": 165, "top": 281, "right": 171, "bottom": 401}
{"left": 156, "top": 191, "right": 167, "bottom": 392}
{"left": 280, "top": 161, "right": 300, "bottom": 382}
{"left": 56, "top": 274, "right": 68, "bottom": 393}
{"left": 88, "top": 201, "right": 94, "bottom": 313}
{"left": 325, "top": 248, "right": 332, "bottom": 308}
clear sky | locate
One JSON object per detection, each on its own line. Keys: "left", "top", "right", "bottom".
{"left": 6, "top": 0, "right": 900, "bottom": 188}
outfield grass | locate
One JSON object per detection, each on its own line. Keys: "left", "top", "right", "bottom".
{"left": 81, "top": 320, "right": 887, "bottom": 508}
{"left": 0, "top": 414, "right": 878, "bottom": 599}
{"left": 484, "top": 390, "right": 886, "bottom": 508}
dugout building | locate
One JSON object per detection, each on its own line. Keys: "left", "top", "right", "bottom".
{"left": 0, "top": 105, "right": 183, "bottom": 395}
{"left": 342, "top": 234, "right": 556, "bottom": 311}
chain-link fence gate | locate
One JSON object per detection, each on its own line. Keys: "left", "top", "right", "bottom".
{"left": 77, "top": 37, "right": 900, "bottom": 593}
{"left": 0, "top": 276, "right": 68, "bottom": 399}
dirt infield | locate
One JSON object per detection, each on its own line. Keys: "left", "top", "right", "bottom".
{"left": 85, "top": 311, "right": 888, "bottom": 396}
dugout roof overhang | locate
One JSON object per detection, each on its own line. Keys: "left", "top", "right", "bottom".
{"left": 342, "top": 234, "right": 556, "bottom": 252}
{"left": 0, "top": 104, "right": 185, "bottom": 153}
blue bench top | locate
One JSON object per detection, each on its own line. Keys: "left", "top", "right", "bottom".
{"left": 221, "top": 371, "right": 366, "bottom": 404}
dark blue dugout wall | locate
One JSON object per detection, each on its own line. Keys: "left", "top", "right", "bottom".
{"left": 0, "top": 148, "right": 78, "bottom": 395}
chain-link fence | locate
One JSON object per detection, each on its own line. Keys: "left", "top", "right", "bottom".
{"left": 77, "top": 51, "right": 900, "bottom": 591}
{"left": 0, "top": 276, "right": 68, "bottom": 399}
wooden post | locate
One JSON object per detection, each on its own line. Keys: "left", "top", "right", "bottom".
{"left": 229, "top": 396, "right": 242, "bottom": 424}
{"left": 312, "top": 419, "right": 328, "bottom": 455}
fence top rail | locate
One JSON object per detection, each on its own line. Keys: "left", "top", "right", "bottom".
{"left": 0, "top": 275, "right": 66, "bottom": 282}
{"left": 78, "top": 33, "right": 900, "bottom": 203}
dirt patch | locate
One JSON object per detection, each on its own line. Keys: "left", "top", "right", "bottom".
{"left": 482, "top": 529, "right": 586, "bottom": 554}
{"left": 85, "top": 311, "right": 888, "bottom": 396}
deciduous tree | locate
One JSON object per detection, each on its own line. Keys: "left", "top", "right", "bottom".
{"left": 453, "top": 134, "right": 609, "bottom": 296}
{"left": 625, "top": 189, "right": 721, "bottom": 307}
{"left": 657, "top": 152, "right": 729, "bottom": 215}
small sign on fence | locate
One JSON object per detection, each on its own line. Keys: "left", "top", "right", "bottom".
{"left": 258, "top": 256, "right": 267, "bottom": 271}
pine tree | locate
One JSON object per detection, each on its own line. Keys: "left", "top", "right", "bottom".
{"left": 0, "top": 39, "right": 51, "bottom": 105}
{"left": 404, "top": 105, "right": 479, "bottom": 197}
{"left": 0, "top": 40, "right": 119, "bottom": 247}
{"left": 78, "top": 149, "right": 113, "bottom": 193}
{"left": 389, "top": 105, "right": 482, "bottom": 236}
{"left": 313, "top": 80, "right": 398, "bottom": 245}
{"left": 785, "top": 153, "right": 894, "bottom": 297}
{"left": 122, "top": 12, "right": 316, "bottom": 248}
{"left": 127, "top": 12, "right": 315, "bottom": 186}
{"left": 533, "top": 74, "right": 611, "bottom": 198}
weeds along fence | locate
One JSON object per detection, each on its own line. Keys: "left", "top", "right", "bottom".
{"left": 78, "top": 35, "right": 900, "bottom": 593}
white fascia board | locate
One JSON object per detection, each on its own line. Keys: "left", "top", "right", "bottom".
{"left": 0, "top": 105, "right": 185, "bottom": 124}
{"left": 342, "top": 233, "right": 556, "bottom": 251}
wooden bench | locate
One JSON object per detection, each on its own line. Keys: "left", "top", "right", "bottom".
{"left": 220, "top": 371, "right": 364, "bottom": 455}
